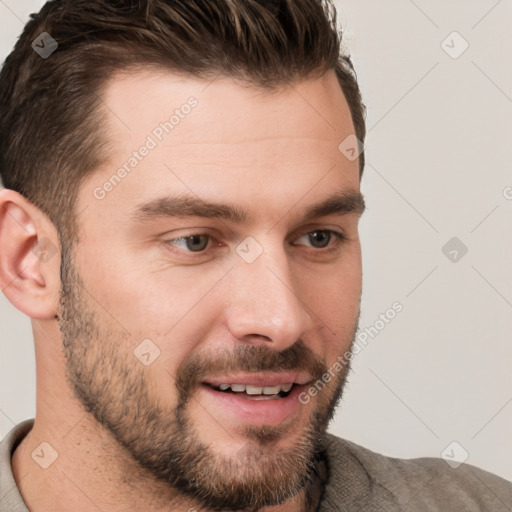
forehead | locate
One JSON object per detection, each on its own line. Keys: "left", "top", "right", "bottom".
{"left": 78, "top": 68, "right": 360, "bottom": 225}
{"left": 101, "top": 68, "right": 353, "bottom": 132}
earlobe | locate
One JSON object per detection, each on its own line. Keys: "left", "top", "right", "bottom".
{"left": 0, "top": 189, "right": 61, "bottom": 320}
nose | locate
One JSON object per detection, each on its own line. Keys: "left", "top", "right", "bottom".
{"left": 225, "top": 242, "right": 312, "bottom": 350}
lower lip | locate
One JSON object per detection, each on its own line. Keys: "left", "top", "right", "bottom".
{"left": 198, "top": 384, "right": 306, "bottom": 426}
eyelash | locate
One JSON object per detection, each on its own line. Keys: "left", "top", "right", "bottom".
{"left": 164, "top": 229, "right": 346, "bottom": 256}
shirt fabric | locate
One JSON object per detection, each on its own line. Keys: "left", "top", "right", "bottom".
{"left": 1, "top": 419, "right": 511, "bottom": 511}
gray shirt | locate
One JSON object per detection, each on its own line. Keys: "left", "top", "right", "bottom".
{"left": 1, "top": 419, "right": 511, "bottom": 511}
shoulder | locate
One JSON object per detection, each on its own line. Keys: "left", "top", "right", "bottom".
{"left": 0, "top": 419, "right": 33, "bottom": 511}
{"left": 319, "top": 433, "right": 512, "bottom": 512}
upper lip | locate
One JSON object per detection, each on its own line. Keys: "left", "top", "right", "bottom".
{"left": 203, "top": 372, "right": 312, "bottom": 388}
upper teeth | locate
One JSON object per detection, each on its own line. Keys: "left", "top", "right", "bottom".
{"left": 218, "top": 383, "right": 293, "bottom": 395}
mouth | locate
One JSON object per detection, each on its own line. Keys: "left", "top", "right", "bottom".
{"left": 204, "top": 382, "right": 295, "bottom": 400}
{"left": 197, "top": 373, "right": 312, "bottom": 426}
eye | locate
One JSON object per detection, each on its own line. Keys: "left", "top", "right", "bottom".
{"left": 165, "top": 229, "right": 345, "bottom": 256}
{"left": 167, "top": 234, "right": 211, "bottom": 252}
{"left": 294, "top": 230, "right": 345, "bottom": 249}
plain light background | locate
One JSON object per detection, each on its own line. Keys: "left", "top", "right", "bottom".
{"left": 1, "top": 0, "right": 511, "bottom": 482}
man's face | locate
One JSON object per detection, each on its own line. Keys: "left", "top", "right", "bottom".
{"left": 59, "top": 69, "right": 364, "bottom": 509}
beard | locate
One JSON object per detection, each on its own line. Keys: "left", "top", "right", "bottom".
{"left": 58, "top": 243, "right": 356, "bottom": 510}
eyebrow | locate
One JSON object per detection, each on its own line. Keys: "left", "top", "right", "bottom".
{"left": 131, "top": 190, "right": 365, "bottom": 225}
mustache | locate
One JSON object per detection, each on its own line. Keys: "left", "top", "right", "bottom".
{"left": 174, "top": 340, "right": 327, "bottom": 398}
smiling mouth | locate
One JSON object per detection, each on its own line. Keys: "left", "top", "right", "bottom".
{"left": 205, "top": 383, "right": 295, "bottom": 400}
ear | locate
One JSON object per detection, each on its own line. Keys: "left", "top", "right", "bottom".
{"left": 0, "top": 188, "right": 61, "bottom": 319}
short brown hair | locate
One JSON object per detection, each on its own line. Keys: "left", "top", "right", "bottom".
{"left": 0, "top": 0, "right": 366, "bottom": 243}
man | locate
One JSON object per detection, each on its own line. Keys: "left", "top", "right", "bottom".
{"left": 0, "top": 0, "right": 510, "bottom": 510}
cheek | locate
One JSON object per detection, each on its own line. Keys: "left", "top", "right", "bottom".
{"left": 298, "top": 253, "right": 361, "bottom": 355}
{"left": 75, "top": 241, "right": 226, "bottom": 334}
{"left": 301, "top": 249, "right": 361, "bottom": 307}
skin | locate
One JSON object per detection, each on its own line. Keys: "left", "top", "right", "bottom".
{"left": 0, "top": 68, "right": 364, "bottom": 511}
